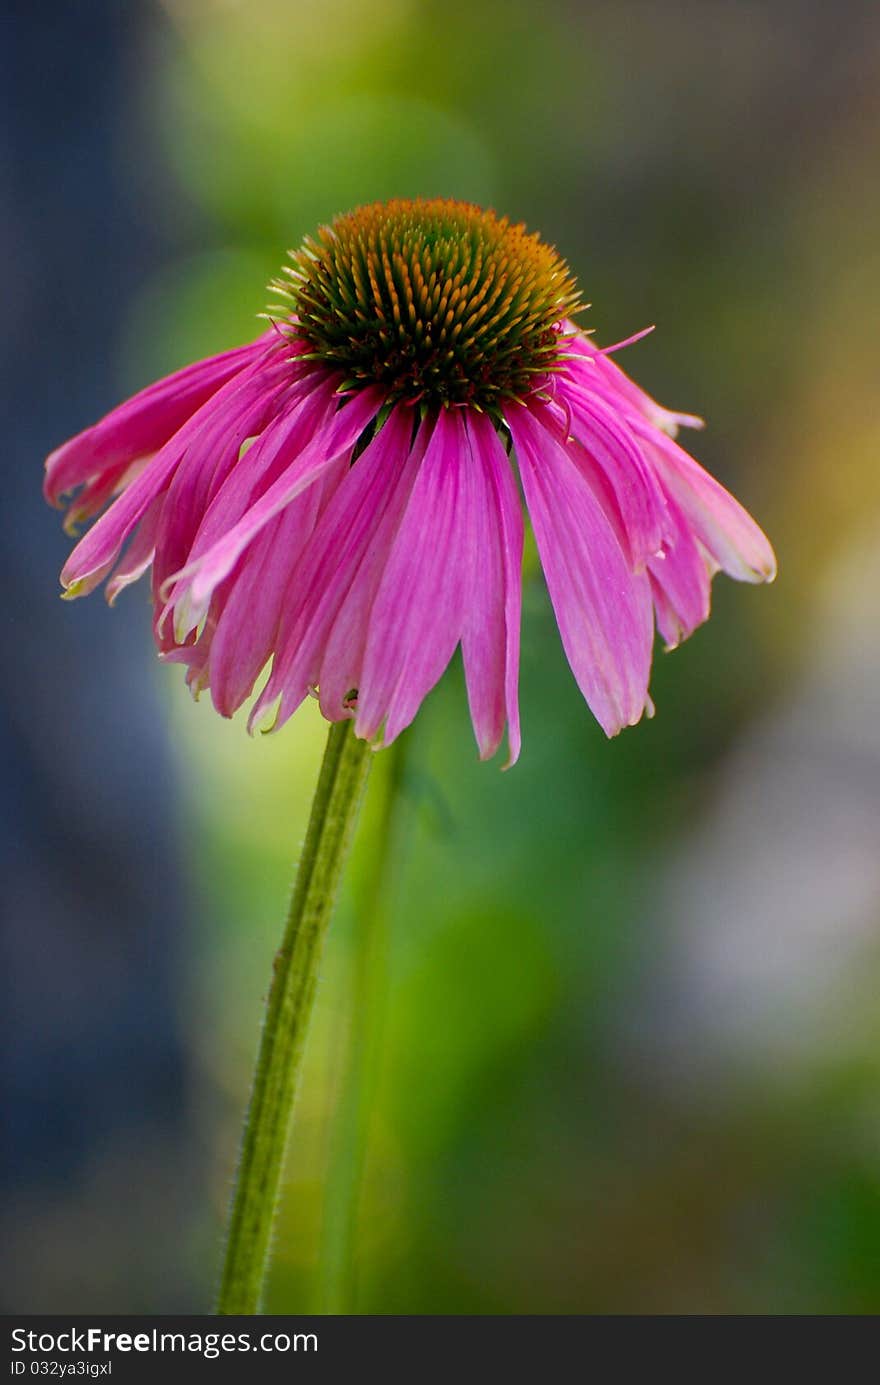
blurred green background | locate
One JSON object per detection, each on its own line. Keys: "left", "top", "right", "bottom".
{"left": 7, "top": 0, "right": 880, "bottom": 1314}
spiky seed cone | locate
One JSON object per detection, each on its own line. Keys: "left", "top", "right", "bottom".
{"left": 272, "top": 198, "right": 583, "bottom": 409}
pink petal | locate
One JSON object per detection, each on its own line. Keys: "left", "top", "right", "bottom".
{"left": 61, "top": 458, "right": 150, "bottom": 537}
{"left": 157, "top": 379, "right": 347, "bottom": 683}
{"left": 255, "top": 404, "right": 422, "bottom": 731}
{"left": 104, "top": 490, "right": 166, "bottom": 605}
{"left": 459, "top": 410, "right": 523, "bottom": 766}
{"left": 507, "top": 401, "right": 654, "bottom": 737}
{"left": 60, "top": 352, "right": 291, "bottom": 598}
{"left": 548, "top": 378, "right": 672, "bottom": 569}
{"left": 168, "top": 380, "right": 347, "bottom": 704}
{"left": 355, "top": 408, "right": 475, "bottom": 748}
{"left": 205, "top": 473, "right": 334, "bottom": 717}
{"left": 315, "top": 411, "right": 430, "bottom": 726}
{"left": 60, "top": 445, "right": 183, "bottom": 598}
{"left": 647, "top": 492, "right": 714, "bottom": 648}
{"left": 635, "top": 422, "right": 777, "bottom": 583}
{"left": 44, "top": 332, "right": 276, "bottom": 508}
{"left": 163, "top": 386, "right": 384, "bottom": 640}
{"left": 150, "top": 369, "right": 300, "bottom": 609}
{"left": 172, "top": 370, "right": 342, "bottom": 566}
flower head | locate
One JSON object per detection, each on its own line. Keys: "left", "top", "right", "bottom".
{"left": 46, "top": 198, "right": 775, "bottom": 765}
{"left": 281, "top": 198, "right": 581, "bottom": 408}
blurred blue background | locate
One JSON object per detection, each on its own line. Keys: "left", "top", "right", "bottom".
{"left": 3, "top": 0, "right": 880, "bottom": 1313}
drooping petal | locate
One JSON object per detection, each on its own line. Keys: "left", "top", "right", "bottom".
{"left": 160, "top": 584, "right": 228, "bottom": 700}
{"left": 634, "top": 421, "right": 777, "bottom": 583}
{"left": 315, "top": 411, "right": 430, "bottom": 726}
{"left": 151, "top": 380, "right": 342, "bottom": 682}
{"left": 507, "top": 401, "right": 654, "bottom": 737}
{"left": 547, "top": 379, "right": 672, "bottom": 568}
{"left": 205, "top": 470, "right": 336, "bottom": 717}
{"left": 44, "top": 332, "right": 276, "bottom": 508}
{"left": 459, "top": 410, "right": 523, "bottom": 766}
{"left": 255, "top": 404, "right": 422, "bottom": 731}
{"left": 171, "top": 370, "right": 342, "bottom": 566}
{"left": 60, "top": 443, "right": 183, "bottom": 599}
{"left": 105, "top": 490, "right": 166, "bottom": 606}
{"left": 150, "top": 368, "right": 300, "bottom": 610}
{"left": 647, "top": 491, "right": 714, "bottom": 648}
{"left": 355, "top": 408, "right": 475, "bottom": 748}
{"left": 60, "top": 352, "right": 292, "bottom": 598}
{"left": 170, "top": 371, "right": 345, "bottom": 701}
{"left": 162, "top": 386, "right": 385, "bottom": 641}
{"left": 61, "top": 456, "right": 152, "bottom": 536}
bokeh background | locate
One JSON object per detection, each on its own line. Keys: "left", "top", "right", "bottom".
{"left": 4, "top": 0, "right": 880, "bottom": 1314}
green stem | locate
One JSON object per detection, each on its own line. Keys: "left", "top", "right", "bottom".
{"left": 216, "top": 719, "right": 372, "bottom": 1315}
{"left": 318, "top": 735, "right": 409, "bottom": 1312}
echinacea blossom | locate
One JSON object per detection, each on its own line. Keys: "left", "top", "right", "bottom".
{"left": 46, "top": 198, "right": 775, "bottom": 765}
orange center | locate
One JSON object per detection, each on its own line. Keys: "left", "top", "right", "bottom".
{"left": 273, "top": 198, "right": 582, "bottom": 409}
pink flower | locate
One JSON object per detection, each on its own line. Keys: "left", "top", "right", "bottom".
{"left": 46, "top": 199, "right": 775, "bottom": 766}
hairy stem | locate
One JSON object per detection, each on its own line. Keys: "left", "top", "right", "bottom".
{"left": 216, "top": 719, "right": 371, "bottom": 1315}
